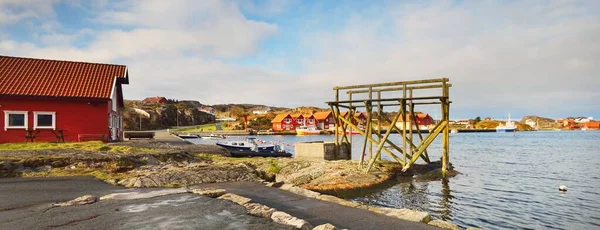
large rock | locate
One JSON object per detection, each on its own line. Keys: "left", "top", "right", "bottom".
{"left": 428, "top": 220, "right": 460, "bottom": 230}
{"left": 117, "top": 163, "right": 261, "bottom": 187}
{"left": 218, "top": 193, "right": 252, "bottom": 205}
{"left": 312, "top": 223, "right": 339, "bottom": 230}
{"left": 54, "top": 195, "right": 98, "bottom": 207}
{"left": 287, "top": 186, "right": 321, "bottom": 199}
{"left": 271, "top": 211, "right": 313, "bottom": 230}
{"left": 369, "top": 207, "right": 431, "bottom": 223}
{"left": 189, "top": 188, "right": 226, "bottom": 198}
{"left": 243, "top": 203, "right": 276, "bottom": 218}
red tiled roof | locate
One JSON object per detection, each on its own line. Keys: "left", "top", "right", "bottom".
{"left": 313, "top": 111, "right": 332, "bottom": 120}
{"left": 143, "top": 96, "right": 167, "bottom": 103}
{"left": 0, "top": 55, "right": 128, "bottom": 99}
{"left": 271, "top": 113, "right": 290, "bottom": 123}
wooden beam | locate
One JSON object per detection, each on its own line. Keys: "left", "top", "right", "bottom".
{"left": 334, "top": 78, "right": 449, "bottom": 90}
{"left": 347, "top": 83, "right": 453, "bottom": 94}
{"left": 326, "top": 96, "right": 448, "bottom": 105}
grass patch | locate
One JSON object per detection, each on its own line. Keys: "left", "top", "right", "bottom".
{"left": 267, "top": 160, "right": 281, "bottom": 174}
{"left": 0, "top": 141, "right": 154, "bottom": 153}
{"left": 173, "top": 123, "right": 218, "bottom": 132}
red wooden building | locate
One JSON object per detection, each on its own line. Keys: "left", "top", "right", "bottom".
{"left": 339, "top": 111, "right": 367, "bottom": 128}
{"left": 313, "top": 111, "right": 333, "bottom": 130}
{"left": 0, "top": 55, "right": 130, "bottom": 143}
{"left": 271, "top": 113, "right": 294, "bottom": 131}
{"left": 303, "top": 114, "right": 317, "bottom": 127}
{"left": 143, "top": 96, "right": 168, "bottom": 104}
{"left": 290, "top": 114, "right": 304, "bottom": 129}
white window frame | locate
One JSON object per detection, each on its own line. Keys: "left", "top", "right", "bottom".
{"left": 33, "top": 111, "right": 56, "bottom": 130}
{"left": 4, "top": 111, "right": 28, "bottom": 131}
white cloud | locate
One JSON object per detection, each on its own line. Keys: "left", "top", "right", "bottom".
{"left": 1, "top": 0, "right": 598, "bottom": 118}
{"left": 297, "top": 0, "right": 600, "bottom": 118}
{"left": 0, "top": 0, "right": 59, "bottom": 24}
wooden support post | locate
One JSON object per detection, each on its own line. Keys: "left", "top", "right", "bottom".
{"left": 360, "top": 101, "right": 372, "bottom": 167}
{"left": 442, "top": 81, "right": 450, "bottom": 177}
{"left": 377, "top": 91, "right": 382, "bottom": 161}
{"left": 402, "top": 120, "right": 448, "bottom": 171}
{"left": 366, "top": 106, "right": 405, "bottom": 172}
{"left": 337, "top": 114, "right": 405, "bottom": 167}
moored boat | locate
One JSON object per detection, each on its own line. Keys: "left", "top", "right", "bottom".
{"left": 296, "top": 126, "right": 321, "bottom": 135}
{"left": 496, "top": 113, "right": 517, "bottom": 132}
{"left": 200, "top": 134, "right": 226, "bottom": 140}
{"left": 216, "top": 137, "right": 275, "bottom": 151}
{"left": 177, "top": 133, "right": 199, "bottom": 139}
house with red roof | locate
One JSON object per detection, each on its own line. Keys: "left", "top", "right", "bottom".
{"left": 271, "top": 113, "right": 294, "bottom": 131}
{"left": 313, "top": 111, "right": 334, "bottom": 130}
{"left": 395, "top": 112, "right": 435, "bottom": 130}
{"left": 0, "top": 55, "right": 130, "bottom": 143}
{"left": 143, "top": 96, "right": 168, "bottom": 104}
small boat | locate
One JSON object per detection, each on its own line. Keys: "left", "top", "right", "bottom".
{"left": 216, "top": 137, "right": 275, "bottom": 151}
{"left": 177, "top": 133, "right": 200, "bottom": 139}
{"left": 200, "top": 134, "right": 226, "bottom": 140}
{"left": 496, "top": 113, "right": 517, "bottom": 132}
{"left": 296, "top": 126, "right": 321, "bottom": 135}
{"left": 451, "top": 129, "right": 458, "bottom": 134}
{"left": 227, "top": 146, "right": 292, "bottom": 158}
{"left": 217, "top": 138, "right": 291, "bottom": 157}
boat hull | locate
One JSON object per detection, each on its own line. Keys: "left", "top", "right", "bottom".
{"left": 226, "top": 148, "right": 292, "bottom": 158}
{"left": 216, "top": 143, "right": 275, "bottom": 151}
{"left": 296, "top": 130, "right": 321, "bottom": 135}
{"left": 496, "top": 128, "right": 516, "bottom": 132}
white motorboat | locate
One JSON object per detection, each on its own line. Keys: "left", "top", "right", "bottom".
{"left": 496, "top": 113, "right": 517, "bottom": 132}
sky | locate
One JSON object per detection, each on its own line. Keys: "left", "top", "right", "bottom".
{"left": 0, "top": 0, "right": 598, "bottom": 119}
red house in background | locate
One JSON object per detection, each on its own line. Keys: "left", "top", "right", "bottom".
{"left": 271, "top": 113, "right": 294, "bottom": 131}
{"left": 313, "top": 111, "right": 334, "bottom": 130}
{"left": 291, "top": 114, "right": 304, "bottom": 129}
{"left": 0, "top": 55, "right": 130, "bottom": 143}
{"left": 303, "top": 114, "right": 316, "bottom": 127}
{"left": 143, "top": 96, "right": 168, "bottom": 104}
{"left": 339, "top": 111, "right": 367, "bottom": 128}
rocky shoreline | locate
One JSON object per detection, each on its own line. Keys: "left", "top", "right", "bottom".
{"left": 0, "top": 140, "right": 465, "bottom": 229}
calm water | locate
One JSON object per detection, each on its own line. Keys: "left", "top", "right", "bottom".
{"left": 189, "top": 131, "right": 600, "bottom": 229}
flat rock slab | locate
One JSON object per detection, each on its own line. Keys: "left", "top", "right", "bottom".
{"left": 2, "top": 193, "right": 289, "bottom": 230}
{"left": 271, "top": 211, "right": 313, "bottom": 230}
{"left": 218, "top": 193, "right": 252, "bottom": 205}
{"left": 190, "top": 181, "right": 439, "bottom": 230}
{"left": 428, "top": 220, "right": 460, "bottom": 230}
{"left": 54, "top": 195, "right": 98, "bottom": 207}
{"left": 100, "top": 188, "right": 188, "bottom": 200}
{"left": 189, "top": 188, "right": 227, "bottom": 198}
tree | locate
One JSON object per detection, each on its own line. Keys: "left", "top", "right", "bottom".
{"left": 474, "top": 116, "right": 482, "bottom": 124}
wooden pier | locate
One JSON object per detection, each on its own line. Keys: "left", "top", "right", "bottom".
{"left": 326, "top": 78, "right": 452, "bottom": 176}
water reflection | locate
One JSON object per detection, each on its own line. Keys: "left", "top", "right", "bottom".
{"left": 439, "top": 178, "right": 453, "bottom": 220}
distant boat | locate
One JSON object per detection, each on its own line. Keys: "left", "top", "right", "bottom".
{"left": 496, "top": 113, "right": 517, "bottom": 132}
{"left": 200, "top": 134, "right": 226, "bottom": 140}
{"left": 177, "top": 133, "right": 199, "bottom": 139}
{"left": 451, "top": 129, "right": 458, "bottom": 134}
{"left": 296, "top": 126, "right": 321, "bottom": 135}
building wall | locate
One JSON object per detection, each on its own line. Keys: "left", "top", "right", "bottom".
{"left": 0, "top": 97, "right": 110, "bottom": 143}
